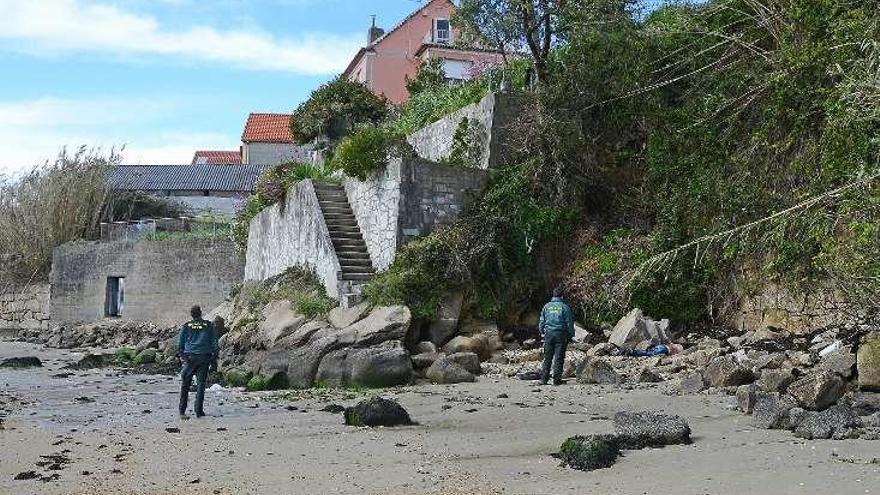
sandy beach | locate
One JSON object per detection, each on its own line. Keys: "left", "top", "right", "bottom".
{"left": 1, "top": 340, "right": 878, "bottom": 495}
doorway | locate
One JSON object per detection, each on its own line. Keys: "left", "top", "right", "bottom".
{"left": 105, "top": 276, "right": 125, "bottom": 317}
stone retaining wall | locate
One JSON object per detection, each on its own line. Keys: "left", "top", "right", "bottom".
{"left": 407, "top": 92, "right": 524, "bottom": 170}
{"left": 244, "top": 180, "right": 343, "bottom": 297}
{"left": 0, "top": 283, "right": 51, "bottom": 332}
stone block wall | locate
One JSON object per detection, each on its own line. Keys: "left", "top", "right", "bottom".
{"left": 732, "top": 281, "right": 860, "bottom": 333}
{"left": 244, "top": 142, "right": 312, "bottom": 165}
{"left": 0, "top": 284, "right": 50, "bottom": 332}
{"left": 344, "top": 162, "right": 403, "bottom": 271}
{"left": 407, "top": 92, "right": 524, "bottom": 169}
{"left": 345, "top": 158, "right": 489, "bottom": 271}
{"left": 51, "top": 238, "right": 243, "bottom": 327}
{"left": 244, "top": 180, "right": 342, "bottom": 298}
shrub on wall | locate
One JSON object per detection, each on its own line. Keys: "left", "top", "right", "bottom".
{"left": 330, "top": 127, "right": 415, "bottom": 180}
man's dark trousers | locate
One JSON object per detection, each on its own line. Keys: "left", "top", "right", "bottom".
{"left": 541, "top": 331, "right": 568, "bottom": 384}
{"left": 179, "top": 353, "right": 212, "bottom": 416}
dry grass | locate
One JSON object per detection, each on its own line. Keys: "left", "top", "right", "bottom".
{"left": 0, "top": 146, "right": 120, "bottom": 289}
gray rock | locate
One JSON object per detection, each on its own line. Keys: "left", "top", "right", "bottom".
{"left": 336, "top": 306, "right": 411, "bottom": 348}
{"left": 411, "top": 352, "right": 441, "bottom": 369}
{"left": 753, "top": 392, "right": 797, "bottom": 429}
{"left": 636, "top": 368, "right": 663, "bottom": 383}
{"left": 608, "top": 309, "right": 649, "bottom": 348}
{"left": 414, "top": 341, "right": 437, "bottom": 354}
{"left": 858, "top": 332, "right": 880, "bottom": 391}
{"left": 736, "top": 384, "right": 758, "bottom": 414}
{"left": 788, "top": 371, "right": 845, "bottom": 411}
{"left": 445, "top": 352, "right": 480, "bottom": 375}
{"left": 573, "top": 323, "right": 590, "bottom": 343}
{"left": 851, "top": 392, "right": 880, "bottom": 415}
{"left": 819, "top": 350, "right": 856, "bottom": 379}
{"left": 257, "top": 300, "right": 305, "bottom": 348}
{"left": 426, "top": 357, "right": 475, "bottom": 384}
{"left": 612, "top": 411, "right": 691, "bottom": 449}
{"left": 756, "top": 368, "right": 795, "bottom": 394}
{"left": 328, "top": 301, "right": 371, "bottom": 329}
{"left": 344, "top": 397, "right": 414, "bottom": 427}
{"left": 315, "top": 341, "right": 412, "bottom": 388}
{"left": 677, "top": 373, "right": 707, "bottom": 394}
{"left": 705, "top": 356, "right": 754, "bottom": 388}
{"left": 427, "top": 293, "right": 464, "bottom": 345}
{"left": 793, "top": 403, "right": 863, "bottom": 440}
{"left": 0, "top": 356, "right": 42, "bottom": 368}
{"left": 576, "top": 358, "right": 623, "bottom": 385}
{"left": 285, "top": 334, "right": 339, "bottom": 388}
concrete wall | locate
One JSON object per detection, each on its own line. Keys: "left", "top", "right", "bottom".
{"left": 243, "top": 142, "right": 312, "bottom": 165}
{"left": 732, "top": 281, "right": 860, "bottom": 334}
{"left": 51, "top": 239, "right": 243, "bottom": 327}
{"left": 0, "top": 284, "right": 50, "bottom": 332}
{"left": 407, "top": 92, "right": 524, "bottom": 169}
{"left": 345, "top": 161, "right": 403, "bottom": 271}
{"left": 344, "top": 157, "right": 489, "bottom": 271}
{"left": 244, "top": 180, "right": 342, "bottom": 298}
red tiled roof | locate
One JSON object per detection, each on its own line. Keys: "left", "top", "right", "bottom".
{"left": 191, "top": 150, "right": 242, "bottom": 165}
{"left": 242, "top": 113, "right": 294, "bottom": 143}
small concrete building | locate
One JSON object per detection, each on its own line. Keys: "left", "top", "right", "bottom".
{"left": 241, "top": 113, "right": 313, "bottom": 165}
{"left": 108, "top": 164, "right": 270, "bottom": 219}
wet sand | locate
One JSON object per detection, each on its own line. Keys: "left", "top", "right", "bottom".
{"left": 1, "top": 341, "right": 878, "bottom": 495}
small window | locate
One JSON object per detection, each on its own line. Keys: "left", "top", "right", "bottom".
{"left": 105, "top": 276, "right": 125, "bottom": 317}
{"left": 434, "top": 19, "right": 450, "bottom": 44}
{"left": 203, "top": 190, "right": 210, "bottom": 197}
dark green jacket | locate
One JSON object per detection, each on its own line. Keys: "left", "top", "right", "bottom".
{"left": 177, "top": 318, "right": 219, "bottom": 356}
{"left": 539, "top": 297, "right": 574, "bottom": 338}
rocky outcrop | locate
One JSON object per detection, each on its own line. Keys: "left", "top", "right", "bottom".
{"left": 858, "top": 332, "right": 880, "bottom": 391}
{"left": 576, "top": 358, "right": 623, "bottom": 385}
{"left": 787, "top": 371, "right": 845, "bottom": 411}
{"left": 315, "top": 341, "right": 413, "bottom": 388}
{"left": 608, "top": 308, "right": 669, "bottom": 349}
{"left": 612, "top": 411, "right": 691, "bottom": 449}
{"left": 426, "top": 355, "right": 476, "bottom": 384}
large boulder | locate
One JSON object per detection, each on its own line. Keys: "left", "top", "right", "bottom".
{"left": 787, "top": 371, "right": 846, "bottom": 411}
{"left": 793, "top": 403, "right": 863, "bottom": 440}
{"left": 343, "top": 396, "right": 414, "bottom": 427}
{"left": 426, "top": 356, "right": 475, "bottom": 384}
{"left": 445, "top": 352, "right": 481, "bottom": 375}
{"left": 819, "top": 350, "right": 856, "bottom": 379}
{"left": 858, "top": 332, "right": 880, "bottom": 391}
{"left": 705, "top": 356, "right": 754, "bottom": 388}
{"left": 736, "top": 384, "right": 758, "bottom": 414}
{"left": 257, "top": 300, "right": 305, "bottom": 348}
{"left": 411, "top": 352, "right": 442, "bottom": 369}
{"left": 756, "top": 368, "right": 796, "bottom": 394}
{"left": 612, "top": 411, "right": 691, "bottom": 449}
{"left": 676, "top": 372, "right": 707, "bottom": 394}
{"left": 608, "top": 309, "right": 649, "bottom": 348}
{"left": 576, "top": 358, "right": 623, "bottom": 385}
{"left": 427, "top": 293, "right": 464, "bottom": 345}
{"left": 285, "top": 333, "right": 340, "bottom": 388}
{"left": 336, "top": 306, "right": 411, "bottom": 348}
{"left": 753, "top": 392, "right": 797, "bottom": 429}
{"left": 328, "top": 302, "right": 371, "bottom": 329}
{"left": 315, "top": 341, "right": 413, "bottom": 388}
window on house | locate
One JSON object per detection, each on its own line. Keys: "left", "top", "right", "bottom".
{"left": 434, "top": 19, "right": 450, "bottom": 44}
{"left": 203, "top": 190, "right": 210, "bottom": 197}
{"left": 105, "top": 276, "right": 125, "bottom": 317}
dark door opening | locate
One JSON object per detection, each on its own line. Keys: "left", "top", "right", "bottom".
{"left": 105, "top": 276, "right": 125, "bottom": 317}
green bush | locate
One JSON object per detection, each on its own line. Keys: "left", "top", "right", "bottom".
{"left": 114, "top": 347, "right": 137, "bottom": 364}
{"left": 246, "top": 372, "right": 288, "bottom": 392}
{"left": 291, "top": 77, "right": 389, "bottom": 149}
{"left": 331, "top": 127, "right": 414, "bottom": 180}
{"left": 234, "top": 267, "right": 337, "bottom": 318}
{"left": 222, "top": 369, "right": 252, "bottom": 388}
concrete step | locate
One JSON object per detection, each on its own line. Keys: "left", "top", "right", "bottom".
{"left": 333, "top": 239, "right": 368, "bottom": 249}
{"left": 337, "top": 250, "right": 370, "bottom": 259}
{"left": 321, "top": 206, "right": 354, "bottom": 214}
{"left": 340, "top": 273, "right": 374, "bottom": 282}
{"left": 339, "top": 258, "right": 373, "bottom": 267}
{"left": 327, "top": 226, "right": 362, "bottom": 234}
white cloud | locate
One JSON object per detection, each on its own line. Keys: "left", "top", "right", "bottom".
{"left": 0, "top": 97, "right": 237, "bottom": 175}
{"left": 0, "top": 0, "right": 361, "bottom": 74}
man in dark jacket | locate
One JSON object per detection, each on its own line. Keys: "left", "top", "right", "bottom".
{"left": 539, "top": 287, "right": 574, "bottom": 385}
{"left": 177, "top": 305, "right": 219, "bottom": 419}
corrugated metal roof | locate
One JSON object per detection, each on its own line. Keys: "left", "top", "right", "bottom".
{"left": 108, "top": 164, "right": 271, "bottom": 192}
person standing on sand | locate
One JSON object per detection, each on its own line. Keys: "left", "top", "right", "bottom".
{"left": 538, "top": 287, "right": 574, "bottom": 386}
{"left": 177, "top": 305, "right": 218, "bottom": 419}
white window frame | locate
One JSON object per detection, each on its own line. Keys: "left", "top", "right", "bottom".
{"left": 433, "top": 18, "right": 451, "bottom": 45}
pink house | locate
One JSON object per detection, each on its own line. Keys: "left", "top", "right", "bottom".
{"left": 343, "top": 0, "right": 504, "bottom": 104}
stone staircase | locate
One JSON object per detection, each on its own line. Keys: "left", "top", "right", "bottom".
{"left": 313, "top": 183, "right": 374, "bottom": 304}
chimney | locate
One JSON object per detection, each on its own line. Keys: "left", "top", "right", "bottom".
{"left": 368, "top": 15, "right": 384, "bottom": 44}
